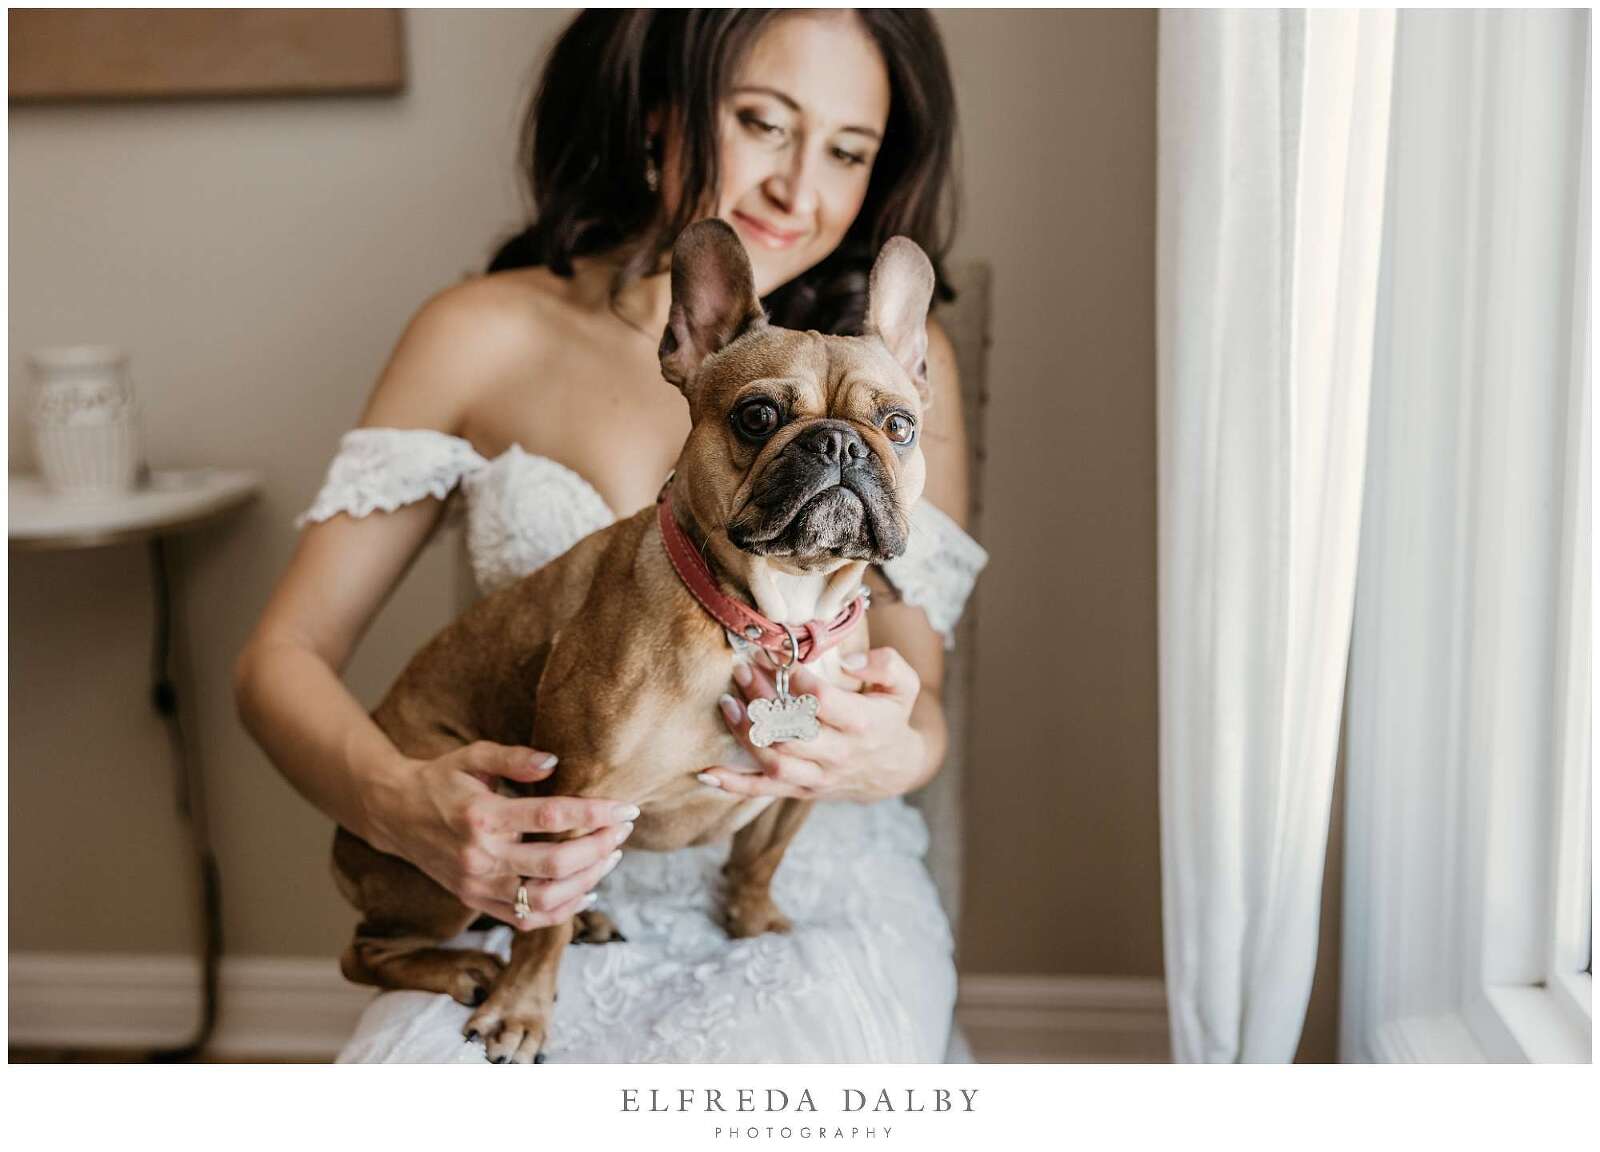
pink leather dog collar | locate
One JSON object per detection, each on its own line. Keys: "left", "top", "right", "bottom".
{"left": 657, "top": 484, "right": 866, "bottom": 665}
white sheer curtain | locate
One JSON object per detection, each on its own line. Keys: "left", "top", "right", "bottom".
{"left": 1156, "top": 10, "right": 1396, "bottom": 1062}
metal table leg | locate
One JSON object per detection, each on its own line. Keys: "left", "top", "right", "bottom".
{"left": 147, "top": 535, "right": 222, "bottom": 1061}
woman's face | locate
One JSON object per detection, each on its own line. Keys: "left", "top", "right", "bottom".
{"left": 664, "top": 13, "right": 892, "bottom": 296}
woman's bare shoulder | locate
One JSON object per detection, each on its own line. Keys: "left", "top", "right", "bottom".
{"left": 359, "top": 268, "right": 574, "bottom": 433}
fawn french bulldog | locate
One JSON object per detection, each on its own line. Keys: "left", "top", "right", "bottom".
{"left": 333, "top": 218, "right": 936, "bottom": 1063}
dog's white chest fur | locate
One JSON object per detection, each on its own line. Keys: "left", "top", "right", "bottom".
{"left": 729, "top": 795, "right": 777, "bottom": 830}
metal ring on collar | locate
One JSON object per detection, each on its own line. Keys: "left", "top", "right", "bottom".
{"left": 774, "top": 623, "right": 801, "bottom": 670}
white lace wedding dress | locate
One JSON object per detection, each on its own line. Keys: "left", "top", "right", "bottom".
{"left": 299, "top": 428, "right": 988, "bottom": 1063}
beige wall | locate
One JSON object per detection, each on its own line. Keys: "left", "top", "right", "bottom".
{"left": 9, "top": 9, "right": 569, "bottom": 956}
{"left": 939, "top": 10, "right": 1160, "bottom": 977}
{"left": 9, "top": 11, "right": 1160, "bottom": 979}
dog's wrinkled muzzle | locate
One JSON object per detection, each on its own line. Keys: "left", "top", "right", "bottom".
{"left": 727, "top": 421, "right": 908, "bottom": 563}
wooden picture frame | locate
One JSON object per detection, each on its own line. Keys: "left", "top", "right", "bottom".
{"left": 8, "top": 9, "right": 406, "bottom": 103}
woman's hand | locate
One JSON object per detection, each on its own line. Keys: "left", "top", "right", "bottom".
{"left": 697, "top": 649, "right": 928, "bottom": 802}
{"left": 367, "top": 742, "right": 638, "bottom": 929}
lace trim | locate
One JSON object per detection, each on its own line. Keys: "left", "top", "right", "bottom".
{"left": 879, "top": 502, "right": 989, "bottom": 648}
{"left": 461, "top": 445, "right": 615, "bottom": 594}
{"left": 295, "top": 428, "right": 488, "bottom": 527}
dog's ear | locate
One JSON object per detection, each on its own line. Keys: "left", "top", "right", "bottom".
{"left": 866, "top": 236, "right": 937, "bottom": 409}
{"left": 659, "top": 219, "right": 767, "bottom": 396}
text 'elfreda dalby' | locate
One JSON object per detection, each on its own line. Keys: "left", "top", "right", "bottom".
{"left": 621, "top": 1088, "right": 979, "bottom": 1113}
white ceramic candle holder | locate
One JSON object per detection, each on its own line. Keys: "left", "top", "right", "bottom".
{"left": 29, "top": 345, "right": 146, "bottom": 498}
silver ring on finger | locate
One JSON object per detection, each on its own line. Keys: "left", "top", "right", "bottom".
{"left": 514, "top": 879, "right": 532, "bottom": 921}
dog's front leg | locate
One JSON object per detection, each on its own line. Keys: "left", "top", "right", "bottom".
{"left": 722, "top": 798, "right": 812, "bottom": 938}
{"left": 465, "top": 918, "right": 573, "bottom": 1063}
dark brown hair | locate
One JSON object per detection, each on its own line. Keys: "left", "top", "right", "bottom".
{"left": 486, "top": 9, "right": 959, "bottom": 335}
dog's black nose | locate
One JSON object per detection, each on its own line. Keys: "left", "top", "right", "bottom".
{"left": 802, "top": 422, "right": 868, "bottom": 464}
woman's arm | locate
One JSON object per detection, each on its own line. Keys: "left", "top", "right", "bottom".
{"left": 702, "top": 317, "right": 974, "bottom": 801}
{"left": 236, "top": 500, "right": 449, "bottom": 844}
{"left": 235, "top": 282, "right": 634, "bottom": 926}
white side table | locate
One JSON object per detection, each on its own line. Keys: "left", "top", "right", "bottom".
{"left": 10, "top": 469, "right": 262, "bottom": 1059}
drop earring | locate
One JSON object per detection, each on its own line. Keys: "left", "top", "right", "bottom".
{"left": 644, "top": 136, "right": 660, "bottom": 193}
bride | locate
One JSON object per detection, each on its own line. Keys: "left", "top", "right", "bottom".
{"left": 235, "top": 9, "right": 985, "bottom": 1063}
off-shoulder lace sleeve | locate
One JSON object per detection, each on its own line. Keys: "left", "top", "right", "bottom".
{"left": 879, "top": 501, "right": 990, "bottom": 648}
{"left": 295, "top": 427, "right": 490, "bottom": 527}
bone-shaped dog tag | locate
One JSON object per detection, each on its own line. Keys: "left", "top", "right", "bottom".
{"left": 746, "top": 665, "right": 820, "bottom": 748}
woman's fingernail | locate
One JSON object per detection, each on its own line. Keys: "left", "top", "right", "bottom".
{"left": 842, "top": 652, "right": 867, "bottom": 670}
{"left": 697, "top": 772, "right": 723, "bottom": 789}
{"left": 583, "top": 892, "right": 599, "bottom": 908}
{"left": 613, "top": 822, "right": 635, "bottom": 844}
{"left": 613, "top": 804, "right": 641, "bottom": 822}
{"left": 732, "top": 662, "right": 754, "bottom": 689}
{"left": 602, "top": 849, "right": 623, "bottom": 875}
{"left": 533, "top": 753, "right": 559, "bottom": 771}
{"left": 719, "top": 693, "right": 743, "bottom": 724}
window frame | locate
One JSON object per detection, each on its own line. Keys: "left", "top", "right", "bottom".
{"left": 1340, "top": 8, "right": 1591, "bottom": 1065}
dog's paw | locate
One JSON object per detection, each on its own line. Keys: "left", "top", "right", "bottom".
{"left": 722, "top": 892, "right": 793, "bottom": 939}
{"left": 445, "top": 951, "right": 505, "bottom": 1008}
{"left": 464, "top": 1002, "right": 551, "bottom": 1064}
{"left": 571, "top": 908, "right": 626, "bottom": 945}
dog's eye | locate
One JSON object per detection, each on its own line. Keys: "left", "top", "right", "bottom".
{"left": 733, "top": 399, "right": 782, "bottom": 441}
{"left": 884, "top": 413, "right": 918, "bottom": 446}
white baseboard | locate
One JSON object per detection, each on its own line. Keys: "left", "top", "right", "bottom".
{"left": 8, "top": 952, "right": 372, "bottom": 1060}
{"left": 10, "top": 952, "right": 1169, "bottom": 1063}
{"left": 956, "top": 974, "right": 1171, "bottom": 1062}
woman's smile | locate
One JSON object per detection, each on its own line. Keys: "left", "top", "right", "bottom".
{"left": 730, "top": 209, "right": 809, "bottom": 251}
